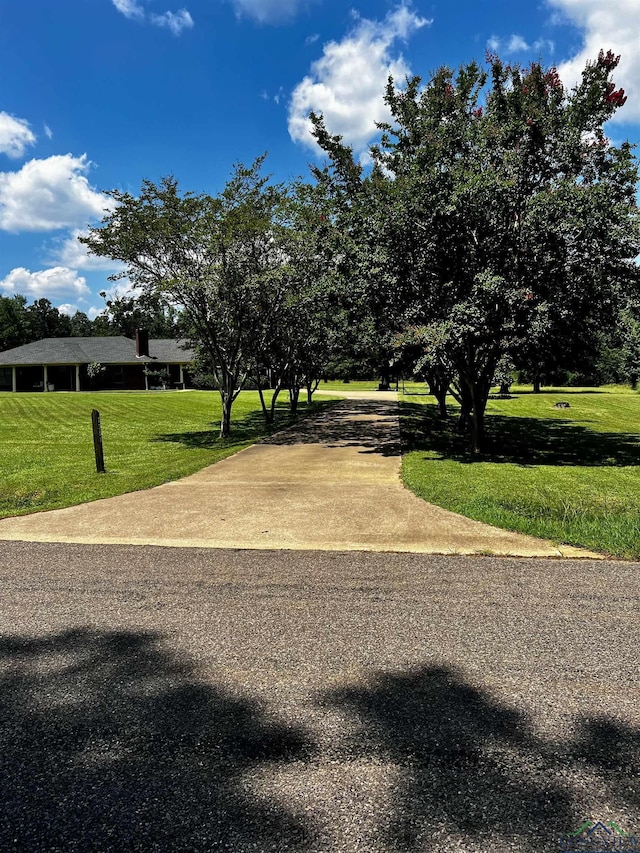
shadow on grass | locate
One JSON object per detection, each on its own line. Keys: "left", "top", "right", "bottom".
{"left": 400, "top": 401, "right": 640, "bottom": 467}
{"left": 321, "top": 664, "right": 640, "bottom": 851}
{"left": 0, "top": 629, "right": 314, "bottom": 851}
{"left": 155, "top": 398, "right": 403, "bottom": 457}
{"left": 152, "top": 399, "right": 337, "bottom": 451}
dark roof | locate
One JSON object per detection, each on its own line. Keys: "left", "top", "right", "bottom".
{"left": 0, "top": 337, "right": 194, "bottom": 366}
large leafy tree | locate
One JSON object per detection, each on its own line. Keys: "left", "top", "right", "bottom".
{"left": 0, "top": 295, "right": 29, "bottom": 351}
{"left": 82, "top": 158, "right": 283, "bottom": 437}
{"left": 313, "top": 51, "right": 640, "bottom": 451}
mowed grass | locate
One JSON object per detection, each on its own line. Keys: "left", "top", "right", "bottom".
{"left": 400, "top": 386, "right": 640, "bottom": 559}
{"left": 0, "top": 390, "right": 324, "bottom": 519}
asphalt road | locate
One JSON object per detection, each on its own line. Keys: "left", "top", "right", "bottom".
{"left": 0, "top": 541, "right": 638, "bottom": 852}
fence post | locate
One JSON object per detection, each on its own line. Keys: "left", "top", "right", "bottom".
{"left": 91, "top": 409, "right": 105, "bottom": 473}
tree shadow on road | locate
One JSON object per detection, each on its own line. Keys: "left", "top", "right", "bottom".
{"left": 321, "top": 664, "right": 640, "bottom": 852}
{"left": 400, "top": 401, "right": 640, "bottom": 466}
{"left": 0, "top": 629, "right": 314, "bottom": 852}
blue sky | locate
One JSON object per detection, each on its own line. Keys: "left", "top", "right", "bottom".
{"left": 0, "top": 0, "right": 638, "bottom": 319}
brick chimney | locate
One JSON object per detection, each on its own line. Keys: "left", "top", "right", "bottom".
{"left": 136, "top": 329, "right": 149, "bottom": 358}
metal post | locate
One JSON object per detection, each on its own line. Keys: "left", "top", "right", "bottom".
{"left": 91, "top": 409, "right": 105, "bottom": 473}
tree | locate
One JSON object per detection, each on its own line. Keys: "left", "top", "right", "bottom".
{"left": 0, "top": 295, "right": 29, "bottom": 351}
{"left": 313, "top": 51, "right": 640, "bottom": 451}
{"left": 82, "top": 158, "right": 284, "bottom": 437}
{"left": 250, "top": 179, "right": 344, "bottom": 417}
{"left": 25, "top": 299, "right": 72, "bottom": 341}
{"left": 96, "top": 290, "right": 181, "bottom": 338}
{"left": 69, "top": 311, "right": 94, "bottom": 337}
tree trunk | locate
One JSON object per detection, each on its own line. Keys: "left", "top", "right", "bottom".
{"left": 455, "top": 383, "right": 473, "bottom": 434}
{"left": 220, "top": 392, "right": 233, "bottom": 438}
{"left": 533, "top": 374, "right": 541, "bottom": 394}
{"left": 269, "top": 386, "right": 281, "bottom": 423}
{"left": 257, "top": 383, "right": 274, "bottom": 425}
{"left": 427, "top": 369, "right": 450, "bottom": 418}
{"left": 469, "top": 400, "right": 486, "bottom": 454}
{"left": 429, "top": 382, "right": 448, "bottom": 417}
{"left": 306, "top": 378, "right": 319, "bottom": 405}
{"left": 379, "top": 362, "right": 390, "bottom": 391}
{"left": 289, "top": 386, "right": 300, "bottom": 413}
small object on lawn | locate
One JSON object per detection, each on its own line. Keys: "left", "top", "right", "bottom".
{"left": 91, "top": 409, "right": 106, "bottom": 473}
{"left": 554, "top": 401, "right": 570, "bottom": 409}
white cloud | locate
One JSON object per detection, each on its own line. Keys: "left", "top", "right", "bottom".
{"left": 0, "top": 112, "right": 36, "bottom": 159}
{"left": 305, "top": 33, "right": 320, "bottom": 46}
{"left": 151, "top": 9, "right": 193, "bottom": 35}
{"left": 288, "top": 5, "right": 431, "bottom": 154}
{"left": 99, "top": 281, "right": 140, "bottom": 302}
{"left": 0, "top": 154, "right": 111, "bottom": 233}
{"left": 231, "top": 0, "right": 303, "bottom": 24}
{"left": 44, "top": 124, "right": 53, "bottom": 139}
{"left": 507, "top": 34, "right": 530, "bottom": 52}
{"left": 547, "top": 0, "right": 640, "bottom": 122}
{"left": 112, "top": 0, "right": 145, "bottom": 19}
{"left": 57, "top": 303, "right": 80, "bottom": 316}
{"left": 0, "top": 266, "right": 89, "bottom": 300}
{"left": 112, "top": 0, "right": 193, "bottom": 34}
{"left": 87, "top": 306, "right": 103, "bottom": 320}
{"left": 487, "top": 34, "right": 555, "bottom": 54}
{"left": 50, "top": 228, "right": 125, "bottom": 272}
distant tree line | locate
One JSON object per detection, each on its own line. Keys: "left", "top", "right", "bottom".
{"left": 0, "top": 290, "right": 181, "bottom": 353}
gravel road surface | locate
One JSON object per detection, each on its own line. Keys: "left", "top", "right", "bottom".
{"left": 0, "top": 541, "right": 638, "bottom": 851}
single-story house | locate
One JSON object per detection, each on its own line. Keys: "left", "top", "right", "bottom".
{"left": 0, "top": 331, "right": 194, "bottom": 392}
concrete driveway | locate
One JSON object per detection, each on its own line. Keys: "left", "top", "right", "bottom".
{"left": 0, "top": 394, "right": 596, "bottom": 557}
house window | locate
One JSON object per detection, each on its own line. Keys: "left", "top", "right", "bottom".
{"left": 0, "top": 367, "right": 12, "bottom": 391}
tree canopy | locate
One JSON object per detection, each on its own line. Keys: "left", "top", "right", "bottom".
{"left": 312, "top": 50, "right": 640, "bottom": 450}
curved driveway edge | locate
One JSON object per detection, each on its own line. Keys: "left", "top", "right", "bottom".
{"left": 0, "top": 393, "right": 600, "bottom": 557}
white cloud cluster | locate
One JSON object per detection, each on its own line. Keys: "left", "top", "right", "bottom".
{"left": 0, "top": 154, "right": 111, "bottom": 233}
{"left": 57, "top": 303, "right": 81, "bottom": 316}
{"left": 231, "top": 0, "right": 304, "bottom": 24}
{"left": 112, "top": 0, "right": 193, "bottom": 35}
{"left": 51, "top": 228, "right": 125, "bottom": 272}
{"left": 547, "top": 0, "right": 640, "bottom": 123}
{"left": 487, "top": 34, "right": 555, "bottom": 54}
{"left": 0, "top": 266, "right": 89, "bottom": 300}
{"left": 288, "top": 5, "right": 431, "bottom": 154}
{"left": 151, "top": 9, "right": 193, "bottom": 35}
{"left": 112, "top": 0, "right": 144, "bottom": 19}
{"left": 0, "top": 112, "right": 36, "bottom": 159}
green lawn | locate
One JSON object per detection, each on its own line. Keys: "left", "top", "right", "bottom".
{"left": 400, "top": 386, "right": 640, "bottom": 559}
{"left": 0, "top": 390, "right": 327, "bottom": 519}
